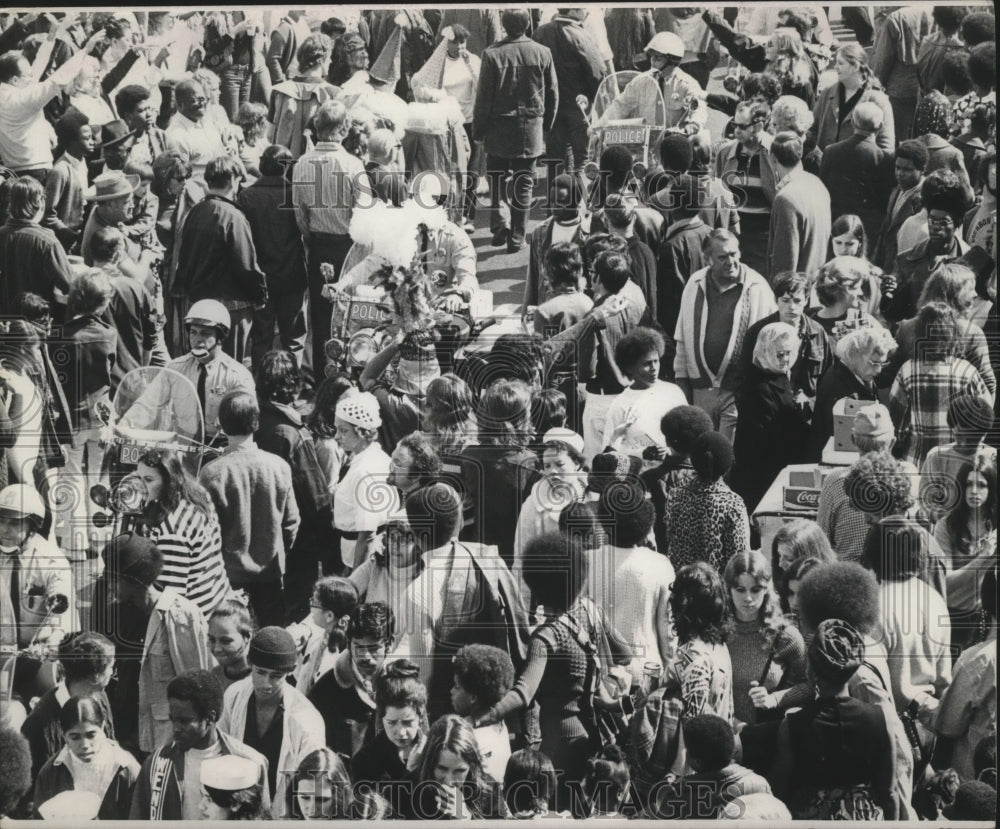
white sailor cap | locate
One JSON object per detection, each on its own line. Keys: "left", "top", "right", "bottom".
{"left": 201, "top": 755, "right": 260, "bottom": 791}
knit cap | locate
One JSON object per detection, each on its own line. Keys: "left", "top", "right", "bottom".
{"left": 588, "top": 451, "right": 643, "bottom": 494}
{"left": 102, "top": 533, "right": 162, "bottom": 586}
{"left": 248, "top": 626, "right": 298, "bottom": 673}
{"left": 336, "top": 391, "right": 382, "bottom": 429}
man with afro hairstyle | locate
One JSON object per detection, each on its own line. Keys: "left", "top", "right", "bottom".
{"left": 450, "top": 643, "right": 515, "bottom": 783}
{"left": 767, "top": 561, "right": 916, "bottom": 819}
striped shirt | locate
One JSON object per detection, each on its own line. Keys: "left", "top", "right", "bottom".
{"left": 121, "top": 499, "right": 231, "bottom": 615}
{"left": 292, "top": 141, "right": 371, "bottom": 237}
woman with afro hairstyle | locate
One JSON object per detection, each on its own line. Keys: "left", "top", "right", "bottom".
{"left": 663, "top": 431, "right": 751, "bottom": 573}
{"left": 641, "top": 404, "right": 713, "bottom": 553}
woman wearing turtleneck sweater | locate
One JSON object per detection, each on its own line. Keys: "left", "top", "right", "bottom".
{"left": 722, "top": 551, "right": 806, "bottom": 727}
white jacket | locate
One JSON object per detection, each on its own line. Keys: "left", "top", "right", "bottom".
{"left": 219, "top": 677, "right": 325, "bottom": 808}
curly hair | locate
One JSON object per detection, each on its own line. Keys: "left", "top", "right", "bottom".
{"left": 0, "top": 728, "right": 31, "bottom": 817}
{"left": 596, "top": 482, "right": 654, "bottom": 547}
{"left": 742, "top": 72, "right": 783, "bottom": 106}
{"left": 660, "top": 405, "right": 713, "bottom": 457}
{"left": 796, "top": 561, "right": 880, "bottom": 634}
{"left": 922, "top": 168, "right": 972, "bottom": 225}
{"left": 398, "top": 432, "right": 443, "bottom": 488}
{"left": 453, "top": 644, "right": 515, "bottom": 707}
{"left": 558, "top": 499, "right": 607, "bottom": 551}
{"left": 166, "top": 669, "right": 225, "bottom": 721}
{"left": 347, "top": 601, "right": 394, "bottom": 645}
{"left": 614, "top": 327, "right": 665, "bottom": 374}
{"left": 845, "top": 452, "right": 914, "bottom": 518}
{"left": 57, "top": 631, "right": 115, "bottom": 683}
{"left": 521, "top": 532, "right": 589, "bottom": 611}
{"left": 683, "top": 714, "right": 735, "bottom": 772}
{"left": 297, "top": 33, "right": 332, "bottom": 72}
{"left": 670, "top": 562, "right": 731, "bottom": 645}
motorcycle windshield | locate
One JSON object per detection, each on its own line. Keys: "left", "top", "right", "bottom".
{"left": 113, "top": 367, "right": 205, "bottom": 450}
{"left": 592, "top": 70, "right": 667, "bottom": 130}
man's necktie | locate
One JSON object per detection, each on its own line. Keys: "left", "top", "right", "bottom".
{"left": 9, "top": 553, "right": 21, "bottom": 628}
{"left": 197, "top": 363, "right": 208, "bottom": 414}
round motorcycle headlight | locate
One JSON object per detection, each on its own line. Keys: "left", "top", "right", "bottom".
{"left": 348, "top": 332, "right": 378, "bottom": 366}
{"left": 109, "top": 474, "right": 148, "bottom": 515}
{"left": 582, "top": 161, "right": 600, "bottom": 182}
{"left": 325, "top": 338, "right": 346, "bottom": 362}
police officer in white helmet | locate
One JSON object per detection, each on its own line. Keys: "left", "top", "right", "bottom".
{"left": 165, "top": 300, "right": 256, "bottom": 441}
{"left": 0, "top": 484, "right": 77, "bottom": 717}
{"left": 596, "top": 31, "right": 708, "bottom": 132}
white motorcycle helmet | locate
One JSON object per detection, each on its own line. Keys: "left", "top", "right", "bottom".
{"left": 645, "top": 32, "right": 685, "bottom": 60}
{"left": 184, "top": 299, "right": 232, "bottom": 340}
{"left": 0, "top": 484, "right": 47, "bottom": 535}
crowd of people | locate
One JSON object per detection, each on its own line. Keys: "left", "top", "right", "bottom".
{"left": 0, "top": 4, "right": 997, "bottom": 823}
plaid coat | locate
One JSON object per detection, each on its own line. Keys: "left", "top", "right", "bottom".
{"left": 889, "top": 357, "right": 992, "bottom": 467}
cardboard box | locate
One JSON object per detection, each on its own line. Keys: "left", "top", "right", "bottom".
{"left": 833, "top": 397, "right": 868, "bottom": 452}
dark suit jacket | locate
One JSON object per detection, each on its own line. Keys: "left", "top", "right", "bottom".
{"left": 473, "top": 34, "right": 558, "bottom": 158}
{"left": 819, "top": 131, "right": 892, "bottom": 243}
{"left": 873, "top": 184, "right": 922, "bottom": 271}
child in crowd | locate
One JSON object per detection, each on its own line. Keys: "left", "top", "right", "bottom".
{"left": 33, "top": 696, "right": 140, "bottom": 820}
{"left": 208, "top": 597, "right": 255, "bottom": 690}
{"left": 653, "top": 714, "right": 772, "bottom": 819}
{"left": 450, "top": 644, "right": 516, "bottom": 783}
{"left": 308, "top": 602, "right": 393, "bottom": 757}
{"left": 503, "top": 749, "right": 563, "bottom": 819}
{"left": 602, "top": 327, "right": 686, "bottom": 463}
{"left": 581, "top": 745, "right": 632, "bottom": 819}
{"left": 292, "top": 576, "right": 359, "bottom": 695}
{"left": 350, "top": 659, "right": 428, "bottom": 816}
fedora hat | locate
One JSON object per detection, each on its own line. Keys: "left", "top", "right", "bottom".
{"left": 100, "top": 119, "right": 134, "bottom": 149}
{"left": 84, "top": 171, "right": 139, "bottom": 202}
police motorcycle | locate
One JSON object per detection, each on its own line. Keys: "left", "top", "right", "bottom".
{"left": 584, "top": 32, "right": 707, "bottom": 202}
{"left": 88, "top": 364, "right": 208, "bottom": 535}
{"left": 321, "top": 211, "right": 520, "bottom": 379}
